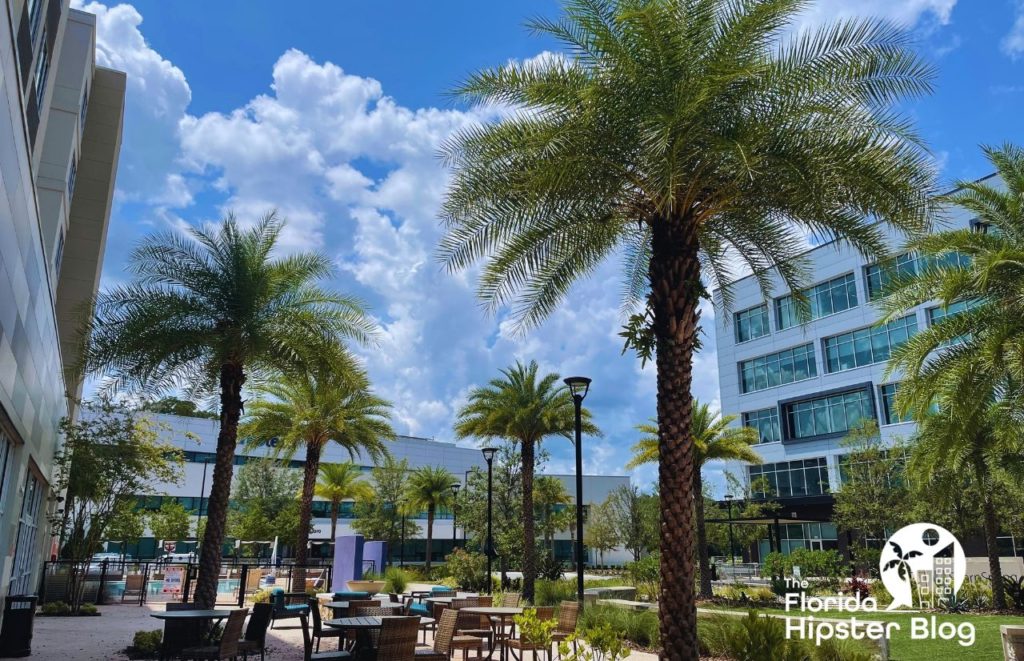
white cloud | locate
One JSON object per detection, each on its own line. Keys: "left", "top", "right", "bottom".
{"left": 1003, "top": 2, "right": 1024, "bottom": 58}
{"left": 795, "top": 0, "right": 956, "bottom": 29}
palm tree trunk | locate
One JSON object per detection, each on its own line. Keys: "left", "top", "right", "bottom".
{"left": 975, "top": 454, "right": 1006, "bottom": 609}
{"left": 695, "top": 472, "right": 713, "bottom": 599}
{"left": 650, "top": 214, "right": 701, "bottom": 660}
{"left": 293, "top": 442, "right": 322, "bottom": 588}
{"left": 521, "top": 438, "right": 537, "bottom": 603}
{"left": 425, "top": 505, "right": 435, "bottom": 571}
{"left": 194, "top": 362, "right": 245, "bottom": 608}
{"left": 330, "top": 501, "right": 339, "bottom": 542}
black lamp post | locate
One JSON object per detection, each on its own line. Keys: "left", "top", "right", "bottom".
{"left": 563, "top": 376, "right": 591, "bottom": 606}
{"left": 450, "top": 483, "right": 461, "bottom": 551}
{"left": 725, "top": 494, "right": 736, "bottom": 569}
{"left": 481, "top": 447, "right": 498, "bottom": 594}
{"left": 463, "top": 469, "right": 475, "bottom": 543}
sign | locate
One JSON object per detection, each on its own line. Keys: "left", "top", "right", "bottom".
{"left": 880, "top": 522, "right": 965, "bottom": 611}
{"left": 162, "top": 566, "right": 184, "bottom": 595}
{"left": 164, "top": 542, "right": 176, "bottom": 553}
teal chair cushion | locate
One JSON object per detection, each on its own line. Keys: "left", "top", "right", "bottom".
{"left": 332, "top": 591, "right": 370, "bottom": 600}
{"left": 409, "top": 603, "right": 430, "bottom": 617}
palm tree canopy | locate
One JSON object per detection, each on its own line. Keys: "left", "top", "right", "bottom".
{"left": 315, "top": 462, "right": 375, "bottom": 504}
{"left": 534, "top": 475, "right": 572, "bottom": 506}
{"left": 405, "top": 465, "right": 458, "bottom": 512}
{"left": 439, "top": 0, "right": 935, "bottom": 330}
{"left": 453, "top": 360, "right": 600, "bottom": 443}
{"left": 240, "top": 349, "right": 395, "bottom": 462}
{"left": 626, "top": 400, "right": 760, "bottom": 469}
{"left": 81, "top": 212, "right": 377, "bottom": 395}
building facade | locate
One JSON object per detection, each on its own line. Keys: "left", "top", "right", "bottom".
{"left": 711, "top": 174, "right": 1019, "bottom": 560}
{"left": 0, "top": 0, "right": 124, "bottom": 603}
{"left": 99, "top": 411, "right": 635, "bottom": 566}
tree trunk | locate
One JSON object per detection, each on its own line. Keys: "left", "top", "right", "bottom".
{"left": 650, "top": 214, "right": 702, "bottom": 660}
{"left": 521, "top": 438, "right": 537, "bottom": 603}
{"left": 330, "top": 501, "right": 339, "bottom": 542}
{"left": 425, "top": 505, "right": 435, "bottom": 571}
{"left": 194, "top": 362, "right": 245, "bottom": 608}
{"left": 293, "top": 441, "right": 322, "bottom": 588}
{"left": 695, "top": 472, "right": 713, "bottom": 599}
{"left": 976, "top": 455, "right": 1006, "bottom": 609}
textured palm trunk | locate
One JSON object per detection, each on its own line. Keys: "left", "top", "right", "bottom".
{"left": 650, "top": 214, "right": 701, "bottom": 660}
{"left": 425, "top": 505, "right": 435, "bottom": 571}
{"left": 695, "top": 471, "right": 713, "bottom": 599}
{"left": 194, "top": 362, "right": 245, "bottom": 608}
{"left": 293, "top": 441, "right": 322, "bottom": 588}
{"left": 975, "top": 454, "right": 1006, "bottom": 609}
{"left": 330, "top": 501, "right": 339, "bottom": 542}
{"left": 521, "top": 438, "right": 537, "bottom": 603}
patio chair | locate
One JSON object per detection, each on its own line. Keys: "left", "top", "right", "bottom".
{"left": 239, "top": 570, "right": 263, "bottom": 599}
{"left": 375, "top": 616, "right": 420, "bottom": 661}
{"left": 269, "top": 588, "right": 310, "bottom": 629}
{"left": 300, "top": 614, "right": 353, "bottom": 661}
{"left": 332, "top": 591, "right": 372, "bottom": 601}
{"left": 550, "top": 602, "right": 579, "bottom": 657}
{"left": 416, "top": 608, "right": 482, "bottom": 661}
{"left": 181, "top": 608, "right": 249, "bottom": 660}
{"left": 505, "top": 607, "right": 555, "bottom": 661}
{"left": 238, "top": 602, "right": 273, "bottom": 660}
{"left": 492, "top": 593, "right": 522, "bottom": 637}
{"left": 307, "top": 597, "right": 345, "bottom": 652}
{"left": 122, "top": 574, "right": 146, "bottom": 604}
{"left": 159, "top": 603, "right": 202, "bottom": 661}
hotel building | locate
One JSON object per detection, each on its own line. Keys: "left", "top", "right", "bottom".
{"left": 0, "top": 0, "right": 125, "bottom": 605}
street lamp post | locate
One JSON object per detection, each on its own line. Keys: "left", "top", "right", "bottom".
{"left": 725, "top": 494, "right": 736, "bottom": 569}
{"left": 481, "top": 447, "right": 498, "bottom": 594}
{"left": 563, "top": 376, "right": 591, "bottom": 606}
{"left": 463, "top": 469, "right": 475, "bottom": 543}
{"left": 450, "top": 483, "right": 461, "bottom": 552}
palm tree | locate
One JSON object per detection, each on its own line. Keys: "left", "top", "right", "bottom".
{"left": 627, "top": 401, "right": 759, "bottom": 598}
{"left": 534, "top": 475, "right": 573, "bottom": 556}
{"left": 439, "top": 0, "right": 934, "bottom": 651}
{"left": 80, "top": 212, "right": 377, "bottom": 607}
{"left": 241, "top": 350, "right": 394, "bottom": 569}
{"left": 405, "top": 466, "right": 458, "bottom": 571}
{"left": 454, "top": 360, "right": 599, "bottom": 602}
{"left": 881, "top": 145, "right": 1024, "bottom": 610}
{"left": 316, "top": 462, "right": 375, "bottom": 542}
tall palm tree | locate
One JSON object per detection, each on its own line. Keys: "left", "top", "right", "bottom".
{"left": 454, "top": 360, "right": 599, "bottom": 602}
{"left": 241, "top": 350, "right": 394, "bottom": 569}
{"left": 534, "top": 475, "right": 573, "bottom": 555}
{"left": 405, "top": 466, "right": 458, "bottom": 571}
{"left": 881, "top": 145, "right": 1024, "bottom": 610}
{"left": 627, "top": 401, "right": 759, "bottom": 598}
{"left": 316, "top": 462, "right": 375, "bottom": 542}
{"left": 439, "top": 0, "right": 934, "bottom": 652}
{"left": 80, "top": 212, "right": 377, "bottom": 607}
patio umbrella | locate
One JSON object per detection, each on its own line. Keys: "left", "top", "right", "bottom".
{"left": 269, "top": 536, "right": 278, "bottom": 565}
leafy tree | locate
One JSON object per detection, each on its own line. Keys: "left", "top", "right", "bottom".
{"left": 105, "top": 502, "right": 146, "bottom": 553}
{"left": 880, "top": 146, "right": 1024, "bottom": 610}
{"left": 405, "top": 466, "right": 458, "bottom": 570}
{"left": 704, "top": 472, "right": 781, "bottom": 560}
{"left": 352, "top": 456, "right": 421, "bottom": 553}
{"left": 440, "top": 0, "right": 935, "bottom": 651}
{"left": 627, "top": 401, "right": 759, "bottom": 597}
{"left": 454, "top": 360, "right": 598, "bottom": 601}
{"left": 81, "top": 213, "right": 377, "bottom": 607}
{"left": 148, "top": 502, "right": 192, "bottom": 542}
{"left": 143, "top": 397, "right": 218, "bottom": 419}
{"left": 457, "top": 444, "right": 528, "bottom": 580}
{"left": 229, "top": 458, "right": 304, "bottom": 550}
{"left": 534, "top": 476, "right": 573, "bottom": 556}
{"left": 583, "top": 500, "right": 619, "bottom": 566}
{"left": 316, "top": 462, "right": 374, "bottom": 541}
{"left": 50, "top": 399, "right": 183, "bottom": 609}
{"left": 241, "top": 349, "right": 393, "bottom": 570}
{"left": 605, "top": 485, "right": 658, "bottom": 562}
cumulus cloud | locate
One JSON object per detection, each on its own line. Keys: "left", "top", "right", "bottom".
{"left": 1004, "top": 2, "right": 1024, "bottom": 58}
{"left": 794, "top": 0, "right": 956, "bottom": 29}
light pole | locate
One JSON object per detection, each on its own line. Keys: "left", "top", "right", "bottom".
{"left": 481, "top": 447, "right": 497, "bottom": 594}
{"left": 563, "top": 376, "right": 591, "bottom": 606}
{"left": 450, "top": 483, "right": 461, "bottom": 551}
{"left": 725, "top": 494, "right": 736, "bottom": 569}
{"left": 463, "top": 469, "right": 476, "bottom": 543}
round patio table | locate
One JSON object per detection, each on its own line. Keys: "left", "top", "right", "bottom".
{"left": 462, "top": 607, "right": 523, "bottom": 661}
{"left": 324, "top": 615, "right": 434, "bottom": 652}
{"left": 325, "top": 600, "right": 405, "bottom": 612}
{"left": 150, "top": 609, "right": 235, "bottom": 621}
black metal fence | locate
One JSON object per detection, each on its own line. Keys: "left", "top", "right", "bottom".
{"left": 39, "top": 559, "right": 333, "bottom": 607}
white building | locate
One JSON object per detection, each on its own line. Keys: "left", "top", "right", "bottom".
{"left": 0, "top": 0, "right": 124, "bottom": 606}
{"left": 711, "top": 173, "right": 1012, "bottom": 560}
{"left": 103, "top": 411, "right": 635, "bottom": 566}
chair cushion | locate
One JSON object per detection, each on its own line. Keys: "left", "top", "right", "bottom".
{"left": 452, "top": 636, "right": 484, "bottom": 647}
{"left": 332, "top": 591, "right": 370, "bottom": 600}
{"left": 430, "top": 586, "right": 450, "bottom": 592}
{"left": 409, "top": 603, "right": 431, "bottom": 617}
{"left": 311, "top": 651, "right": 353, "bottom": 661}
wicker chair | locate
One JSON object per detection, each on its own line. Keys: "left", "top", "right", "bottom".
{"left": 300, "top": 614, "right": 353, "bottom": 661}
{"left": 452, "top": 598, "right": 491, "bottom": 648}
{"left": 549, "top": 602, "right": 579, "bottom": 658}
{"left": 159, "top": 603, "right": 202, "bottom": 661}
{"left": 238, "top": 602, "right": 273, "bottom": 660}
{"left": 505, "top": 607, "right": 555, "bottom": 661}
{"left": 375, "top": 616, "right": 421, "bottom": 661}
{"left": 500, "top": 593, "right": 521, "bottom": 607}
{"left": 307, "top": 597, "right": 345, "bottom": 652}
{"left": 416, "top": 608, "right": 483, "bottom": 661}
{"left": 180, "top": 608, "right": 249, "bottom": 660}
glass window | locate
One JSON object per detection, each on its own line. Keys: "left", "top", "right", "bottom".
{"left": 784, "top": 389, "right": 875, "bottom": 440}
{"left": 735, "top": 304, "right": 769, "bottom": 343}
{"left": 28, "top": 0, "right": 43, "bottom": 41}
{"left": 80, "top": 87, "right": 89, "bottom": 125}
{"left": 822, "top": 315, "right": 918, "bottom": 373}
{"left": 775, "top": 273, "right": 858, "bottom": 330}
{"left": 0, "top": 431, "right": 13, "bottom": 516}
{"left": 10, "top": 472, "right": 43, "bottom": 595}
{"left": 880, "top": 383, "right": 910, "bottom": 425}
{"left": 742, "top": 408, "right": 780, "bottom": 444}
{"left": 67, "top": 155, "right": 77, "bottom": 197}
{"left": 749, "top": 458, "right": 830, "bottom": 499}
{"left": 34, "top": 32, "right": 49, "bottom": 109}
{"left": 928, "top": 299, "right": 979, "bottom": 346}
{"left": 739, "top": 343, "right": 817, "bottom": 393}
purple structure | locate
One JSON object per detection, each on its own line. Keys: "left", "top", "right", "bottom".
{"left": 332, "top": 534, "right": 364, "bottom": 592}
{"left": 364, "top": 541, "right": 388, "bottom": 576}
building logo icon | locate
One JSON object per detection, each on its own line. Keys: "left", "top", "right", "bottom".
{"left": 880, "top": 523, "right": 965, "bottom": 610}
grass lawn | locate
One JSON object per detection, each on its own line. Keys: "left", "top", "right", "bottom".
{"left": 708, "top": 605, "right": 1024, "bottom": 660}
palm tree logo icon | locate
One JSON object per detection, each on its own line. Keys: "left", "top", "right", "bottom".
{"left": 880, "top": 523, "right": 966, "bottom": 611}
{"left": 883, "top": 541, "right": 922, "bottom": 583}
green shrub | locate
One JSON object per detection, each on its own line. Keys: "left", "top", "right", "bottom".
{"left": 698, "top": 612, "right": 875, "bottom": 661}
{"left": 560, "top": 623, "right": 630, "bottom": 661}
{"left": 127, "top": 629, "right": 163, "bottom": 658}
{"left": 252, "top": 588, "right": 273, "bottom": 603}
{"left": 79, "top": 603, "right": 98, "bottom": 615}
{"left": 534, "top": 579, "right": 576, "bottom": 606}
{"left": 634, "top": 581, "right": 658, "bottom": 602}
{"left": 40, "top": 601, "right": 71, "bottom": 615}
{"left": 444, "top": 548, "right": 489, "bottom": 591}
{"left": 578, "top": 604, "right": 659, "bottom": 648}
{"left": 624, "top": 554, "right": 659, "bottom": 585}
{"left": 513, "top": 607, "right": 557, "bottom": 645}
{"left": 760, "top": 550, "right": 845, "bottom": 580}
{"left": 383, "top": 567, "right": 410, "bottom": 594}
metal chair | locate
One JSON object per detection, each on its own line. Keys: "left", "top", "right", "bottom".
{"left": 269, "top": 588, "right": 310, "bottom": 629}
{"left": 180, "top": 608, "right": 249, "bottom": 660}
{"left": 307, "top": 597, "right": 345, "bottom": 652}
{"left": 238, "top": 602, "right": 273, "bottom": 660}
{"left": 300, "top": 613, "right": 353, "bottom": 661}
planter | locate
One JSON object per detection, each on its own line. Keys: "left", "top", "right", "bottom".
{"left": 346, "top": 580, "right": 386, "bottom": 596}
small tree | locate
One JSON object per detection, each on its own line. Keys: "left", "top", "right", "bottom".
{"left": 352, "top": 456, "right": 421, "bottom": 553}
{"left": 406, "top": 466, "right": 457, "bottom": 571}
{"left": 229, "top": 458, "right": 304, "bottom": 551}
{"left": 105, "top": 502, "right": 146, "bottom": 557}
{"left": 50, "top": 399, "right": 183, "bottom": 610}
{"left": 148, "top": 502, "right": 192, "bottom": 545}
{"left": 605, "top": 485, "right": 657, "bottom": 561}
{"left": 142, "top": 397, "right": 218, "bottom": 420}
{"left": 534, "top": 476, "right": 573, "bottom": 556}
{"left": 583, "top": 500, "right": 618, "bottom": 565}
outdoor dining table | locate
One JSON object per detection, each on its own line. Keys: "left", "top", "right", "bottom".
{"left": 324, "top": 615, "right": 435, "bottom": 653}
{"left": 325, "top": 600, "right": 405, "bottom": 612}
{"left": 149, "top": 609, "right": 237, "bottom": 658}
{"left": 461, "top": 606, "right": 523, "bottom": 661}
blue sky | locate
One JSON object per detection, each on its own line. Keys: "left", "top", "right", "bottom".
{"left": 75, "top": 0, "right": 1024, "bottom": 490}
